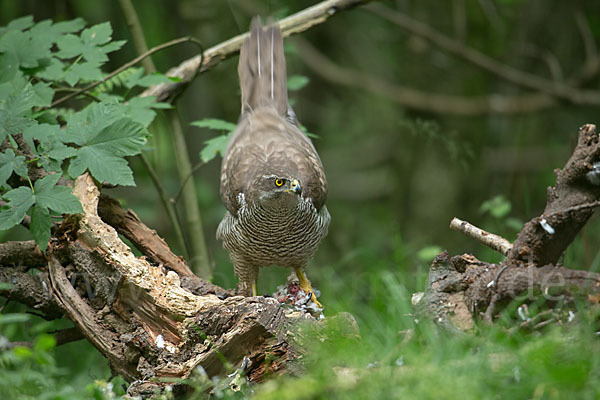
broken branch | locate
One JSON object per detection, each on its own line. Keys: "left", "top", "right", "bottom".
{"left": 449, "top": 217, "right": 512, "bottom": 255}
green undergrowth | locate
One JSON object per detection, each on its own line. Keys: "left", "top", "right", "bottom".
{"left": 248, "top": 269, "right": 600, "bottom": 400}
{"left": 2, "top": 261, "right": 600, "bottom": 400}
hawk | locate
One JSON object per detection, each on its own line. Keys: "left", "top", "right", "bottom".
{"left": 217, "top": 18, "right": 330, "bottom": 308}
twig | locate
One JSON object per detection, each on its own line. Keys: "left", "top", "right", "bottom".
{"left": 140, "top": 0, "right": 377, "bottom": 101}
{"left": 138, "top": 153, "right": 189, "bottom": 259}
{"left": 486, "top": 265, "right": 509, "bottom": 289}
{"left": 366, "top": 3, "right": 600, "bottom": 106}
{"left": 0, "top": 200, "right": 31, "bottom": 228}
{"left": 168, "top": 108, "right": 211, "bottom": 278}
{"left": 449, "top": 217, "right": 512, "bottom": 255}
{"left": 50, "top": 36, "right": 203, "bottom": 108}
{"left": 482, "top": 293, "right": 500, "bottom": 323}
{"left": 173, "top": 160, "right": 205, "bottom": 204}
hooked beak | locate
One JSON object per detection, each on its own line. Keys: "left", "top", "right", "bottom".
{"left": 288, "top": 179, "right": 302, "bottom": 195}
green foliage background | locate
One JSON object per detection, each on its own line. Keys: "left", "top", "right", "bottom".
{"left": 2, "top": 0, "right": 600, "bottom": 398}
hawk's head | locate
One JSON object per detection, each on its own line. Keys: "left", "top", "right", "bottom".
{"left": 250, "top": 174, "right": 302, "bottom": 207}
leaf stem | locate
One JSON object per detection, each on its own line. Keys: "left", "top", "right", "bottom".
{"left": 55, "top": 54, "right": 83, "bottom": 84}
{"left": 167, "top": 108, "right": 212, "bottom": 278}
{"left": 139, "top": 152, "right": 189, "bottom": 259}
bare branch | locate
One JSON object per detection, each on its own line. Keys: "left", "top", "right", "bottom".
{"left": 0, "top": 240, "right": 44, "bottom": 267}
{"left": 366, "top": 3, "right": 600, "bottom": 105}
{"left": 0, "top": 265, "right": 64, "bottom": 319}
{"left": 574, "top": 10, "right": 597, "bottom": 67}
{"left": 140, "top": 0, "right": 377, "bottom": 101}
{"left": 296, "top": 39, "right": 556, "bottom": 115}
{"left": 449, "top": 217, "right": 512, "bottom": 255}
{"left": 138, "top": 153, "right": 189, "bottom": 259}
{"left": 571, "top": 10, "right": 600, "bottom": 85}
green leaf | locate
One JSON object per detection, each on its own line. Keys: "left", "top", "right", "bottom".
{"left": 51, "top": 18, "right": 86, "bottom": 35}
{"left": 126, "top": 71, "right": 173, "bottom": 88}
{"left": 287, "top": 75, "right": 309, "bottom": 91}
{"left": 81, "top": 22, "right": 112, "bottom": 46}
{"left": 505, "top": 217, "right": 523, "bottom": 232}
{"left": 0, "top": 29, "right": 50, "bottom": 69}
{"left": 33, "top": 174, "right": 82, "bottom": 214}
{"left": 300, "top": 124, "right": 319, "bottom": 139}
{"left": 0, "top": 16, "right": 34, "bottom": 35}
{"left": 96, "top": 66, "right": 139, "bottom": 92}
{"left": 56, "top": 22, "right": 122, "bottom": 64}
{"left": 66, "top": 104, "right": 148, "bottom": 185}
{"left": 101, "top": 39, "right": 126, "bottom": 53}
{"left": 0, "top": 149, "right": 27, "bottom": 186}
{"left": 47, "top": 144, "right": 77, "bottom": 161}
{"left": 34, "top": 334, "right": 56, "bottom": 352}
{"left": 191, "top": 118, "right": 236, "bottom": 132}
{"left": 36, "top": 142, "right": 77, "bottom": 172}
{"left": 66, "top": 101, "right": 120, "bottom": 139}
{"left": 417, "top": 245, "right": 444, "bottom": 263}
{"left": 200, "top": 133, "right": 231, "bottom": 163}
{"left": 0, "top": 313, "right": 31, "bottom": 325}
{"left": 119, "top": 96, "right": 169, "bottom": 127}
{"left": 30, "top": 203, "right": 51, "bottom": 252}
{"left": 122, "top": 96, "right": 158, "bottom": 127}
{"left": 0, "top": 79, "right": 48, "bottom": 141}
{"left": 22, "top": 123, "right": 62, "bottom": 149}
{"left": 70, "top": 151, "right": 134, "bottom": 185}
{"left": 0, "top": 186, "right": 35, "bottom": 230}
{"left": 31, "top": 82, "right": 53, "bottom": 107}
{"left": 480, "top": 195, "right": 512, "bottom": 219}
{"left": 63, "top": 61, "right": 103, "bottom": 86}
{"left": 0, "top": 51, "right": 19, "bottom": 84}
{"left": 35, "top": 57, "right": 65, "bottom": 81}
{"left": 55, "top": 33, "right": 83, "bottom": 59}
{"left": 151, "top": 101, "right": 172, "bottom": 109}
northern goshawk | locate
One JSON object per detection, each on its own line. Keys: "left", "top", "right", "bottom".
{"left": 217, "top": 18, "right": 330, "bottom": 308}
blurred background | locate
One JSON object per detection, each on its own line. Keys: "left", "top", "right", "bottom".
{"left": 2, "top": 0, "right": 600, "bottom": 396}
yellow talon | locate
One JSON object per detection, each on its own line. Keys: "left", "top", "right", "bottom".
{"left": 251, "top": 281, "right": 258, "bottom": 297}
{"left": 294, "top": 267, "right": 323, "bottom": 309}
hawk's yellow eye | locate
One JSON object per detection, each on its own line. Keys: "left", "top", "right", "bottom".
{"left": 275, "top": 178, "right": 284, "bottom": 187}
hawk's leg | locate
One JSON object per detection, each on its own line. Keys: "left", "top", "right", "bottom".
{"left": 235, "top": 262, "right": 259, "bottom": 297}
{"left": 294, "top": 267, "right": 323, "bottom": 309}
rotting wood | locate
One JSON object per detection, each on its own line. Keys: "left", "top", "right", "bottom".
{"left": 418, "top": 124, "right": 600, "bottom": 329}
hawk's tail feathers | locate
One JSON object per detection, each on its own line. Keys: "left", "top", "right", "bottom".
{"left": 238, "top": 17, "right": 288, "bottom": 116}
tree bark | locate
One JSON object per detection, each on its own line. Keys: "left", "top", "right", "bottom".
{"left": 417, "top": 124, "right": 600, "bottom": 329}
{"left": 0, "top": 173, "right": 326, "bottom": 394}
